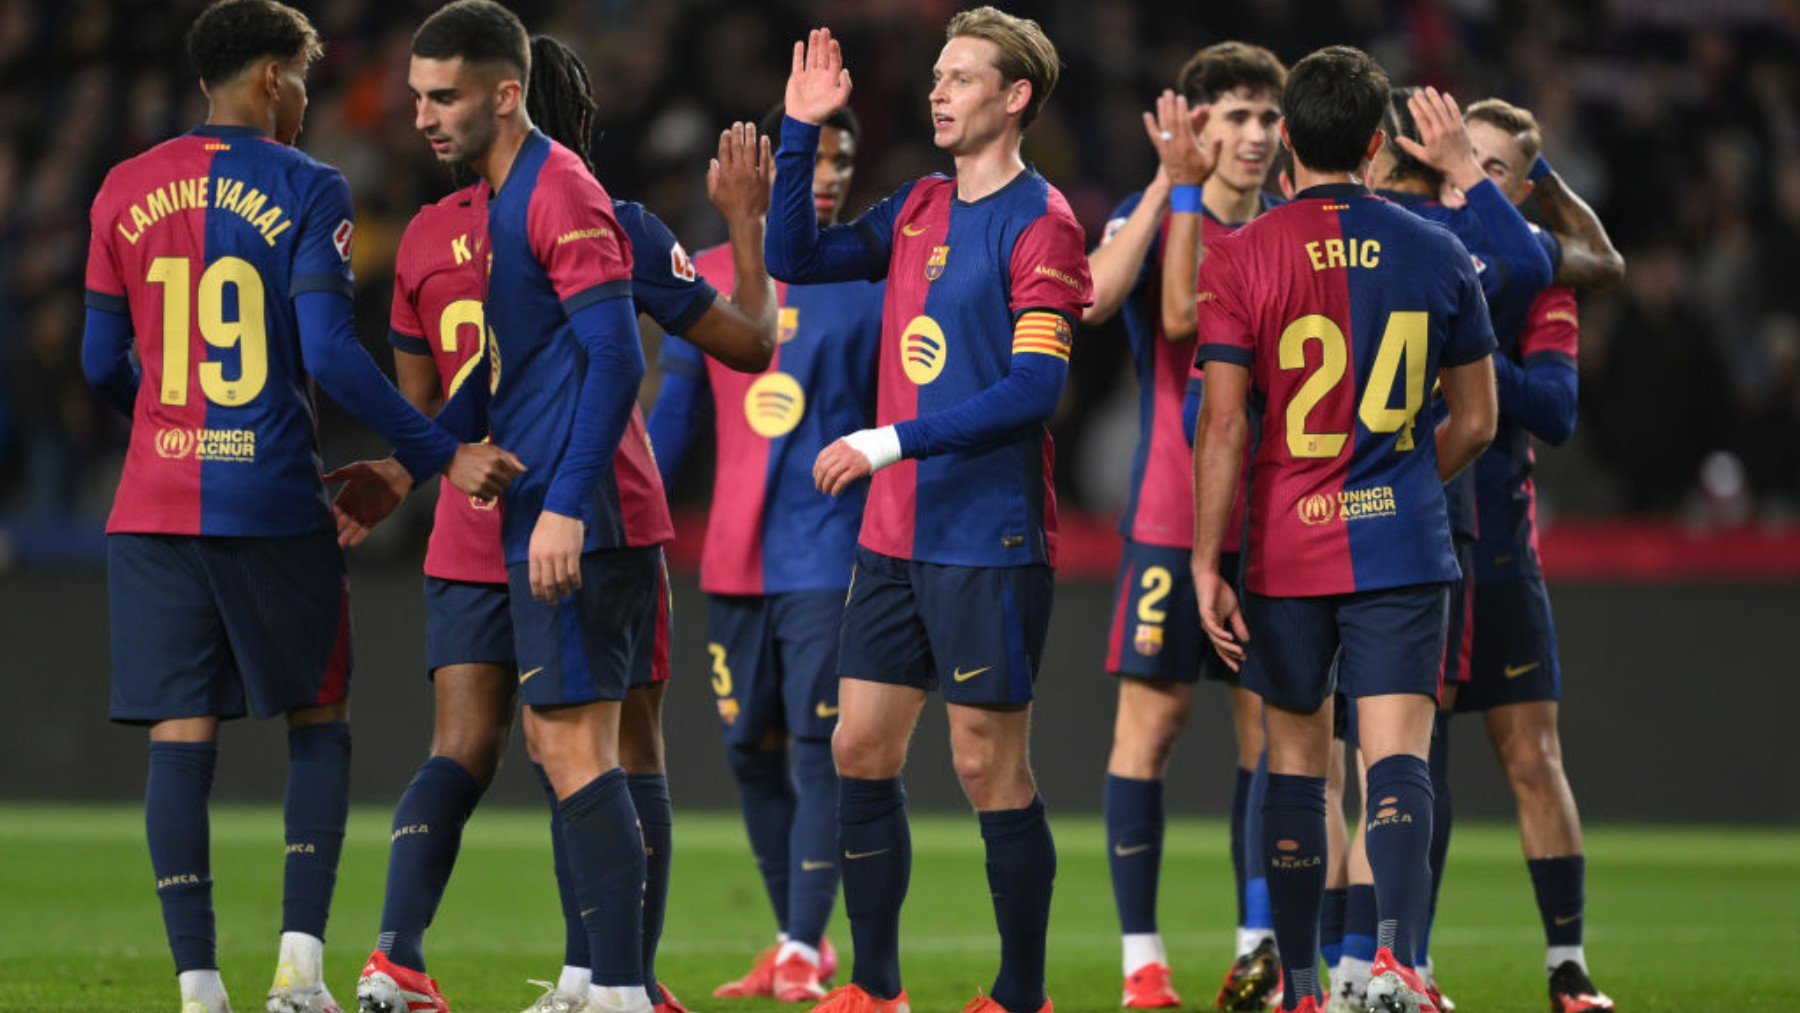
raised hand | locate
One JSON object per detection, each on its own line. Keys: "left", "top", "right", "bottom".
{"left": 785, "top": 27, "right": 853, "bottom": 126}
{"left": 326, "top": 457, "right": 411, "bottom": 547}
{"left": 1393, "top": 86, "right": 1484, "bottom": 192}
{"left": 1142, "top": 90, "right": 1218, "bottom": 187}
{"left": 707, "top": 121, "right": 775, "bottom": 222}
{"left": 445, "top": 443, "right": 525, "bottom": 499}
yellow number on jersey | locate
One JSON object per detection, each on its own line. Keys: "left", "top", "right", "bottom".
{"left": 1277, "top": 311, "right": 1428, "bottom": 459}
{"left": 438, "top": 298, "right": 490, "bottom": 398}
{"left": 147, "top": 256, "right": 269, "bottom": 408}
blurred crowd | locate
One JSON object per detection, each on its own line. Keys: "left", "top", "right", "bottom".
{"left": 4, "top": 0, "right": 1799, "bottom": 551}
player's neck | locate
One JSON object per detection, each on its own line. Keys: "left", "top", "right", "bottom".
{"left": 952, "top": 137, "right": 1026, "bottom": 203}
{"left": 204, "top": 96, "right": 274, "bottom": 137}
{"left": 473, "top": 115, "right": 533, "bottom": 193}
{"left": 1203, "top": 177, "right": 1262, "bottom": 225}
{"left": 1378, "top": 174, "right": 1436, "bottom": 197}
{"left": 1291, "top": 161, "right": 1367, "bottom": 196}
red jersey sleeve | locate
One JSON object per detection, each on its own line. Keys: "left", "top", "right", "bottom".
{"left": 1008, "top": 196, "right": 1093, "bottom": 323}
{"left": 388, "top": 221, "right": 427, "bottom": 351}
{"left": 1192, "top": 238, "right": 1255, "bottom": 369}
{"left": 526, "top": 164, "right": 634, "bottom": 314}
{"left": 1520, "top": 286, "right": 1579, "bottom": 366}
{"left": 84, "top": 184, "right": 126, "bottom": 313}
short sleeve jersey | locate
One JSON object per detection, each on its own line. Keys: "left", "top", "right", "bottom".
{"left": 661, "top": 244, "right": 884, "bottom": 595}
{"left": 84, "top": 125, "right": 359, "bottom": 537}
{"left": 845, "top": 169, "right": 1093, "bottom": 567}
{"left": 474, "top": 131, "right": 673, "bottom": 563}
{"left": 1474, "top": 286, "right": 1579, "bottom": 582}
{"left": 1193, "top": 184, "right": 1496, "bottom": 598}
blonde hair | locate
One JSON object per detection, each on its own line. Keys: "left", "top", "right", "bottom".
{"left": 1464, "top": 97, "right": 1543, "bottom": 162}
{"left": 945, "top": 6, "right": 1060, "bottom": 128}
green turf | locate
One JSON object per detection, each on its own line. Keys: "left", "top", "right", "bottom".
{"left": 0, "top": 805, "right": 1795, "bottom": 1011}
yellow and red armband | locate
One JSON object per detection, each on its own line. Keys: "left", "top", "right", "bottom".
{"left": 1011, "top": 310, "right": 1074, "bottom": 362}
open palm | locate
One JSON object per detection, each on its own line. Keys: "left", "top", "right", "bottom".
{"left": 785, "top": 27, "right": 853, "bottom": 125}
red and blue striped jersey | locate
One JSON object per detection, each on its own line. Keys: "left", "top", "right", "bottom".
{"left": 660, "top": 244, "right": 883, "bottom": 595}
{"left": 1474, "top": 286, "right": 1578, "bottom": 582}
{"left": 391, "top": 188, "right": 716, "bottom": 582}
{"left": 1194, "top": 183, "right": 1496, "bottom": 597}
{"left": 85, "top": 125, "right": 358, "bottom": 536}
{"left": 473, "top": 131, "right": 673, "bottom": 563}
{"left": 1104, "top": 191, "right": 1262, "bottom": 551}
{"left": 852, "top": 171, "right": 1091, "bottom": 566}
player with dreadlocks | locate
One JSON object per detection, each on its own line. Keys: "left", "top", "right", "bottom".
{"left": 351, "top": 19, "right": 777, "bottom": 1013}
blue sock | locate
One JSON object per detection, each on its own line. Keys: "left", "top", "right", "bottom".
{"left": 726, "top": 745, "right": 797, "bottom": 934}
{"left": 1229, "top": 766, "right": 1253, "bottom": 929}
{"left": 838, "top": 776, "right": 909, "bottom": 1000}
{"left": 1103, "top": 774, "right": 1163, "bottom": 934}
{"left": 1420, "top": 711, "right": 1454, "bottom": 966}
{"left": 1364, "top": 754, "right": 1434, "bottom": 967}
{"left": 1263, "top": 774, "right": 1328, "bottom": 1009}
{"left": 283, "top": 722, "right": 350, "bottom": 940}
{"left": 375, "top": 756, "right": 483, "bottom": 972}
{"left": 1342, "top": 883, "right": 1378, "bottom": 963}
{"left": 787, "top": 739, "right": 840, "bottom": 949}
{"left": 1244, "top": 754, "right": 1273, "bottom": 932}
{"left": 533, "top": 764, "right": 588, "bottom": 970}
{"left": 1527, "top": 855, "right": 1585, "bottom": 948}
{"left": 1320, "top": 887, "right": 1349, "bottom": 967}
{"left": 560, "top": 769, "right": 645, "bottom": 987}
{"left": 628, "top": 774, "right": 672, "bottom": 998}
{"left": 146, "top": 741, "right": 218, "bottom": 973}
{"left": 981, "top": 797, "right": 1056, "bottom": 1013}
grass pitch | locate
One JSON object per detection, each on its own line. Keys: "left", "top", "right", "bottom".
{"left": 0, "top": 805, "right": 1794, "bottom": 1011}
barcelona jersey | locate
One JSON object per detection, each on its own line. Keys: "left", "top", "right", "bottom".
{"left": 85, "top": 125, "right": 359, "bottom": 537}
{"left": 472, "top": 130, "right": 673, "bottom": 563}
{"left": 661, "top": 244, "right": 883, "bottom": 595}
{"left": 390, "top": 186, "right": 709, "bottom": 582}
{"left": 1194, "top": 183, "right": 1496, "bottom": 598}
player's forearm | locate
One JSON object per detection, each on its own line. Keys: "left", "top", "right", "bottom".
{"left": 894, "top": 351, "right": 1067, "bottom": 459}
{"left": 544, "top": 295, "right": 645, "bottom": 520}
{"left": 295, "top": 290, "right": 457, "bottom": 482}
{"left": 1192, "top": 406, "right": 1246, "bottom": 573}
{"left": 1464, "top": 179, "right": 1554, "bottom": 294}
{"left": 1435, "top": 359, "right": 1499, "bottom": 481}
{"left": 766, "top": 118, "right": 884, "bottom": 283}
{"left": 432, "top": 359, "right": 490, "bottom": 444}
{"left": 81, "top": 305, "right": 139, "bottom": 417}
{"left": 1085, "top": 189, "right": 1168, "bottom": 325}
{"left": 1493, "top": 354, "right": 1579, "bottom": 446}
{"left": 645, "top": 367, "right": 705, "bottom": 488}
{"left": 1534, "top": 172, "right": 1625, "bottom": 289}
{"left": 1160, "top": 210, "right": 1202, "bottom": 341}
{"left": 393, "top": 351, "right": 445, "bottom": 417}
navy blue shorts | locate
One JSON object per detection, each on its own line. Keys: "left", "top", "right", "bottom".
{"left": 508, "top": 545, "right": 664, "bottom": 708}
{"left": 1458, "top": 575, "right": 1561, "bottom": 712}
{"left": 1241, "top": 582, "right": 1449, "bottom": 714}
{"left": 1105, "top": 542, "right": 1240, "bottom": 685}
{"left": 108, "top": 532, "right": 351, "bottom": 724}
{"left": 707, "top": 589, "right": 844, "bottom": 746}
{"left": 423, "top": 577, "right": 515, "bottom": 675}
{"left": 837, "top": 547, "right": 1051, "bottom": 706}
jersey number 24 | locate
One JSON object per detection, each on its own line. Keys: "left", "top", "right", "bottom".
{"left": 1279, "top": 311, "right": 1426, "bottom": 459}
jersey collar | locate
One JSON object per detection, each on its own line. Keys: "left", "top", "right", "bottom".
{"left": 1295, "top": 182, "right": 1371, "bottom": 201}
{"left": 189, "top": 124, "right": 271, "bottom": 139}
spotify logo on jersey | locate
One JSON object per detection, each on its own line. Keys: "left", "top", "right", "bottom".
{"left": 901, "top": 314, "right": 947, "bottom": 385}
{"left": 744, "top": 373, "right": 806, "bottom": 438}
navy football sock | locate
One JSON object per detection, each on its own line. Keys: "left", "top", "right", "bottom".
{"left": 146, "top": 741, "right": 218, "bottom": 973}
{"left": 1320, "top": 887, "right": 1349, "bottom": 967}
{"left": 1244, "top": 754, "right": 1274, "bottom": 933}
{"left": 1342, "top": 883, "right": 1378, "bottom": 963}
{"left": 981, "top": 797, "right": 1056, "bottom": 1013}
{"left": 628, "top": 774, "right": 673, "bottom": 997}
{"left": 1229, "top": 766, "right": 1254, "bottom": 929}
{"left": 560, "top": 769, "right": 645, "bottom": 987}
{"left": 282, "top": 722, "right": 350, "bottom": 940}
{"left": 726, "top": 744, "right": 797, "bottom": 934}
{"left": 532, "top": 763, "right": 588, "bottom": 970}
{"left": 1103, "top": 774, "right": 1163, "bottom": 935}
{"left": 1420, "top": 711, "right": 1454, "bottom": 966}
{"left": 787, "top": 739, "right": 840, "bottom": 949}
{"left": 1263, "top": 774, "right": 1328, "bottom": 1009}
{"left": 838, "top": 776, "right": 910, "bottom": 1000}
{"left": 1527, "top": 855, "right": 1585, "bottom": 948}
{"left": 1364, "top": 754, "right": 1434, "bottom": 967}
{"left": 375, "top": 756, "right": 483, "bottom": 971}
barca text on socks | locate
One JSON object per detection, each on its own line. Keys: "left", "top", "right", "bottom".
{"left": 283, "top": 722, "right": 350, "bottom": 941}
{"left": 628, "top": 773, "right": 674, "bottom": 998}
{"left": 1104, "top": 774, "right": 1164, "bottom": 937}
{"left": 147, "top": 741, "right": 219, "bottom": 973}
{"left": 375, "top": 755, "right": 483, "bottom": 971}
{"left": 787, "top": 738, "right": 840, "bottom": 949}
{"left": 1364, "top": 754, "right": 1435, "bottom": 967}
{"left": 838, "top": 776, "right": 910, "bottom": 999}
{"left": 1263, "top": 773, "right": 1328, "bottom": 1009}
{"left": 560, "top": 769, "right": 646, "bottom": 987}
{"left": 981, "top": 797, "right": 1056, "bottom": 1013}
{"left": 726, "top": 744, "right": 798, "bottom": 934}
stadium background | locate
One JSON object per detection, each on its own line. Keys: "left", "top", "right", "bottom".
{"left": 1, "top": 0, "right": 1797, "bottom": 827}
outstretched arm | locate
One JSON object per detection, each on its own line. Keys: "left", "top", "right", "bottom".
{"left": 1146, "top": 92, "right": 1220, "bottom": 341}
{"left": 683, "top": 122, "right": 778, "bottom": 372}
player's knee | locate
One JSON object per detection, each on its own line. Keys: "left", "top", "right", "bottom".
{"left": 431, "top": 735, "right": 505, "bottom": 789}
{"left": 618, "top": 719, "right": 664, "bottom": 775}
{"left": 952, "top": 748, "right": 1032, "bottom": 809}
{"left": 832, "top": 724, "right": 900, "bottom": 781}
{"left": 1501, "top": 745, "right": 1565, "bottom": 797}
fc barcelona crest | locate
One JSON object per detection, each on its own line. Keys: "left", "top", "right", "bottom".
{"left": 778, "top": 306, "right": 799, "bottom": 344}
{"left": 925, "top": 244, "right": 950, "bottom": 281}
{"left": 1134, "top": 623, "right": 1165, "bottom": 657}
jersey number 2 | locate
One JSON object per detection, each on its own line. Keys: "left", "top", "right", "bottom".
{"left": 1278, "top": 311, "right": 1426, "bottom": 459}
{"left": 147, "top": 256, "right": 268, "bottom": 408}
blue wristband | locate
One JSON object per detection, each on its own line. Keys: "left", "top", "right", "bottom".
{"left": 1170, "top": 184, "right": 1204, "bottom": 214}
{"left": 1528, "top": 154, "right": 1553, "bottom": 182}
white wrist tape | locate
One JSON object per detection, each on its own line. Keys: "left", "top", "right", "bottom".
{"left": 843, "top": 425, "right": 902, "bottom": 473}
